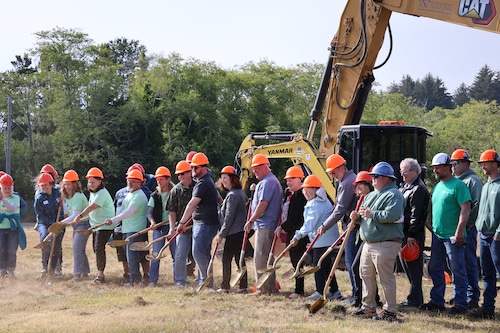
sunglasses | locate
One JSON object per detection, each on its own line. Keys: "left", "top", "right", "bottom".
{"left": 451, "top": 160, "right": 460, "bottom": 166}
{"left": 178, "top": 171, "right": 189, "bottom": 176}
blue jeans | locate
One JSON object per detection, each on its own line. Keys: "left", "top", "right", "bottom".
{"left": 174, "top": 232, "right": 192, "bottom": 285}
{"left": 72, "top": 229, "right": 90, "bottom": 275}
{"left": 479, "top": 233, "right": 500, "bottom": 313}
{"left": 344, "top": 229, "right": 358, "bottom": 297}
{"left": 429, "top": 233, "right": 468, "bottom": 309}
{"left": 126, "top": 233, "right": 148, "bottom": 283}
{"left": 465, "top": 226, "right": 480, "bottom": 304}
{"left": 192, "top": 223, "right": 218, "bottom": 287}
{"left": 149, "top": 225, "right": 176, "bottom": 284}
{"left": 0, "top": 229, "right": 18, "bottom": 272}
{"left": 38, "top": 224, "right": 65, "bottom": 272}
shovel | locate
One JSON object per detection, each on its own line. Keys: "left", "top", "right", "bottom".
{"left": 107, "top": 221, "right": 167, "bottom": 247}
{"left": 297, "top": 228, "right": 349, "bottom": 278}
{"left": 309, "top": 195, "right": 365, "bottom": 314}
{"left": 195, "top": 241, "right": 220, "bottom": 293}
{"left": 47, "top": 215, "right": 90, "bottom": 235}
{"left": 255, "top": 242, "right": 294, "bottom": 288}
{"left": 229, "top": 229, "right": 249, "bottom": 287}
{"left": 281, "top": 232, "right": 322, "bottom": 280}
{"left": 145, "top": 218, "right": 193, "bottom": 260}
{"left": 33, "top": 233, "right": 54, "bottom": 249}
{"left": 76, "top": 221, "right": 109, "bottom": 235}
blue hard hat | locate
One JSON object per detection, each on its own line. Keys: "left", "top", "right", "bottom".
{"left": 369, "top": 162, "right": 396, "bottom": 180}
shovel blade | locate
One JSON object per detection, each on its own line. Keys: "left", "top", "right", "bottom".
{"left": 76, "top": 230, "right": 92, "bottom": 236}
{"left": 297, "top": 266, "right": 320, "bottom": 278}
{"left": 309, "top": 297, "right": 329, "bottom": 314}
{"left": 255, "top": 272, "right": 272, "bottom": 289}
{"left": 107, "top": 240, "right": 128, "bottom": 247}
{"left": 281, "top": 267, "right": 302, "bottom": 280}
{"left": 33, "top": 241, "right": 49, "bottom": 249}
{"left": 195, "top": 275, "right": 213, "bottom": 293}
{"left": 229, "top": 268, "right": 246, "bottom": 288}
{"left": 48, "top": 222, "right": 66, "bottom": 234}
{"left": 129, "top": 242, "right": 149, "bottom": 251}
{"left": 145, "top": 253, "right": 158, "bottom": 261}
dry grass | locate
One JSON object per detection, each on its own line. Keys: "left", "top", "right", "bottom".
{"left": 0, "top": 227, "right": 498, "bottom": 332}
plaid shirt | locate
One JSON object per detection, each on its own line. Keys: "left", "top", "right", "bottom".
{"left": 166, "top": 181, "right": 194, "bottom": 220}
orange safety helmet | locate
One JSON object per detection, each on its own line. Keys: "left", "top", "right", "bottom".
{"left": 175, "top": 161, "right": 192, "bottom": 174}
{"left": 0, "top": 174, "right": 14, "bottom": 187}
{"left": 450, "top": 149, "right": 471, "bottom": 161}
{"left": 352, "top": 171, "right": 372, "bottom": 185}
{"left": 478, "top": 149, "right": 500, "bottom": 163}
{"left": 220, "top": 166, "right": 236, "bottom": 175}
{"left": 400, "top": 243, "right": 420, "bottom": 262}
{"left": 38, "top": 173, "right": 54, "bottom": 184}
{"left": 154, "top": 166, "right": 171, "bottom": 178}
{"left": 302, "top": 175, "right": 322, "bottom": 188}
{"left": 325, "top": 154, "right": 346, "bottom": 173}
{"left": 62, "top": 170, "right": 79, "bottom": 182}
{"left": 127, "top": 169, "right": 144, "bottom": 182}
{"left": 190, "top": 153, "right": 209, "bottom": 166}
{"left": 40, "top": 164, "right": 59, "bottom": 179}
{"left": 186, "top": 151, "right": 197, "bottom": 163}
{"left": 86, "top": 167, "right": 104, "bottom": 179}
{"left": 251, "top": 154, "right": 270, "bottom": 167}
{"left": 284, "top": 166, "right": 305, "bottom": 179}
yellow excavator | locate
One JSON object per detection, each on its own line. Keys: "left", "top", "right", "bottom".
{"left": 235, "top": 0, "right": 500, "bottom": 200}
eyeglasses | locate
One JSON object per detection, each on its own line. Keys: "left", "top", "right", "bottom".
{"left": 451, "top": 160, "right": 460, "bottom": 166}
{"left": 177, "top": 172, "right": 188, "bottom": 176}
{"left": 191, "top": 166, "right": 202, "bottom": 171}
{"left": 371, "top": 175, "right": 379, "bottom": 179}
{"left": 400, "top": 169, "right": 413, "bottom": 175}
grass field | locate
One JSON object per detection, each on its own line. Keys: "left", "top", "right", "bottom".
{"left": 0, "top": 226, "right": 498, "bottom": 332}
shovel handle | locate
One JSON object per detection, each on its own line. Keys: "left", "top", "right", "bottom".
{"left": 272, "top": 241, "right": 294, "bottom": 267}
{"left": 125, "top": 221, "right": 167, "bottom": 241}
{"left": 152, "top": 218, "right": 192, "bottom": 259}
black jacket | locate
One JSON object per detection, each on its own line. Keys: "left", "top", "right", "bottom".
{"left": 400, "top": 177, "right": 429, "bottom": 238}
{"left": 281, "top": 189, "right": 307, "bottom": 243}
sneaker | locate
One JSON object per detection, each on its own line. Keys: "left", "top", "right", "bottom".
{"left": 469, "top": 308, "right": 495, "bottom": 320}
{"left": 340, "top": 296, "right": 355, "bottom": 305}
{"left": 38, "top": 269, "right": 47, "bottom": 281}
{"left": 70, "top": 275, "right": 82, "bottom": 282}
{"left": 326, "top": 290, "right": 342, "bottom": 300}
{"left": 448, "top": 306, "right": 468, "bottom": 315}
{"left": 91, "top": 276, "right": 105, "bottom": 285}
{"left": 352, "top": 308, "right": 376, "bottom": 318}
{"left": 287, "top": 293, "right": 304, "bottom": 299}
{"left": 306, "top": 291, "right": 322, "bottom": 301}
{"left": 373, "top": 310, "right": 397, "bottom": 322}
{"left": 217, "top": 288, "right": 229, "bottom": 294}
{"left": 400, "top": 300, "right": 419, "bottom": 308}
{"left": 419, "top": 301, "right": 445, "bottom": 312}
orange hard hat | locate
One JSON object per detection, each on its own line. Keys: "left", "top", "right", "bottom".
{"left": 186, "top": 151, "right": 197, "bottom": 163}
{"left": 325, "top": 154, "right": 346, "bottom": 173}
{"left": 302, "top": 175, "right": 322, "bottom": 188}
{"left": 400, "top": 243, "right": 420, "bottom": 262}
{"left": 40, "top": 164, "right": 59, "bottom": 179}
{"left": 450, "top": 149, "right": 471, "bottom": 161}
{"left": 38, "top": 173, "right": 54, "bottom": 184}
{"left": 284, "top": 166, "right": 304, "bottom": 179}
{"left": 154, "top": 166, "right": 171, "bottom": 178}
{"left": 127, "top": 163, "right": 145, "bottom": 175}
{"left": 478, "top": 149, "right": 500, "bottom": 163}
{"left": 353, "top": 171, "right": 372, "bottom": 185}
{"left": 190, "top": 153, "right": 209, "bottom": 166}
{"left": 251, "top": 154, "right": 269, "bottom": 167}
{"left": 62, "top": 170, "right": 79, "bottom": 182}
{"left": 220, "top": 166, "right": 236, "bottom": 175}
{"left": 127, "top": 169, "right": 144, "bottom": 182}
{"left": 175, "top": 161, "right": 192, "bottom": 174}
{"left": 0, "top": 174, "right": 13, "bottom": 187}
{"left": 86, "top": 167, "right": 104, "bottom": 179}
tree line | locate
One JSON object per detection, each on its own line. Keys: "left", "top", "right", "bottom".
{"left": 0, "top": 28, "right": 499, "bottom": 219}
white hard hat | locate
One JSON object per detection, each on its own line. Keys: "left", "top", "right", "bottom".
{"left": 431, "top": 153, "right": 451, "bottom": 166}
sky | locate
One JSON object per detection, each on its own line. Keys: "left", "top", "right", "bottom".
{"left": 1, "top": 0, "right": 500, "bottom": 92}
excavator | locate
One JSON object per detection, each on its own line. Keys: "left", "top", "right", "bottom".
{"left": 235, "top": 0, "right": 500, "bottom": 200}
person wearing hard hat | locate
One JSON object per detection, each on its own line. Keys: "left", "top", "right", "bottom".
{"left": 290, "top": 175, "right": 341, "bottom": 301}
{"left": 216, "top": 166, "right": 248, "bottom": 293}
{"left": 146, "top": 166, "right": 175, "bottom": 287}
{"left": 450, "top": 149, "right": 482, "bottom": 309}
{"left": 318, "top": 154, "right": 357, "bottom": 303}
{"left": 469, "top": 150, "right": 500, "bottom": 320}
{"left": 274, "top": 166, "right": 308, "bottom": 299}
{"left": 177, "top": 153, "right": 222, "bottom": 289}
{"left": 166, "top": 160, "right": 196, "bottom": 286}
{"left": 105, "top": 169, "right": 149, "bottom": 287}
{"left": 350, "top": 162, "right": 405, "bottom": 322}
{"left": 34, "top": 172, "right": 65, "bottom": 280}
{"left": 243, "top": 154, "right": 282, "bottom": 295}
{"left": 75, "top": 167, "right": 116, "bottom": 285}
{"left": 0, "top": 174, "right": 26, "bottom": 279}
{"left": 398, "top": 158, "right": 429, "bottom": 308}
{"left": 60, "top": 170, "right": 91, "bottom": 282}
{"left": 420, "top": 153, "right": 471, "bottom": 314}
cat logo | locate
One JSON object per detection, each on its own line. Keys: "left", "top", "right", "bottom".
{"left": 458, "top": 0, "right": 496, "bottom": 25}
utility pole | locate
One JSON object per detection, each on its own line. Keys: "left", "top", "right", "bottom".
{"left": 5, "top": 97, "right": 12, "bottom": 174}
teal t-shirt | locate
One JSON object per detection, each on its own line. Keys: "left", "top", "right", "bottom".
{"left": 431, "top": 177, "right": 471, "bottom": 239}
{"left": 0, "top": 195, "right": 20, "bottom": 229}
{"left": 122, "top": 189, "right": 148, "bottom": 233}
{"left": 89, "top": 188, "right": 116, "bottom": 230}
{"left": 148, "top": 191, "right": 169, "bottom": 222}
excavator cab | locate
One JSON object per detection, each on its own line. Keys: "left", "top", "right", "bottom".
{"left": 337, "top": 123, "right": 431, "bottom": 183}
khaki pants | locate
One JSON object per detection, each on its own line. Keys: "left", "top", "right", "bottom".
{"left": 254, "top": 228, "right": 276, "bottom": 294}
